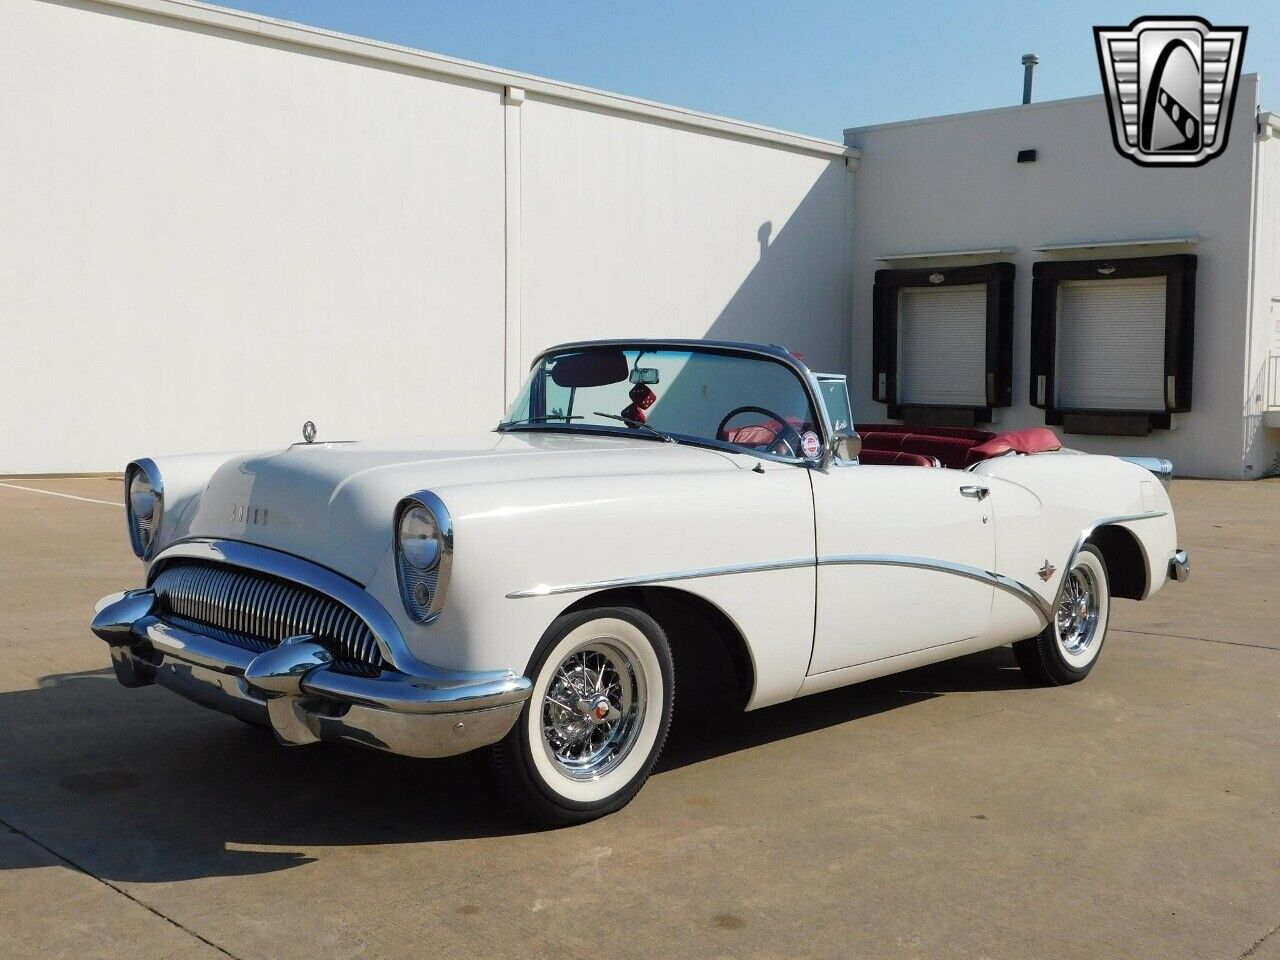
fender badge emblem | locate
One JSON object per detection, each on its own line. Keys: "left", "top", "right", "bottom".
{"left": 1037, "top": 560, "right": 1056, "bottom": 582}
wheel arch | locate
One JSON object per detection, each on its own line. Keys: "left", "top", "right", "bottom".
{"left": 1085, "top": 524, "right": 1147, "bottom": 600}
{"left": 558, "top": 586, "right": 756, "bottom": 711}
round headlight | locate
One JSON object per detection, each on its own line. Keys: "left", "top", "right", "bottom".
{"left": 398, "top": 505, "right": 440, "bottom": 570}
{"left": 125, "top": 459, "right": 164, "bottom": 559}
{"left": 129, "top": 475, "right": 157, "bottom": 520}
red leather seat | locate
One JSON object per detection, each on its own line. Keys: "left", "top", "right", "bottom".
{"left": 721, "top": 417, "right": 805, "bottom": 447}
{"left": 858, "top": 449, "right": 939, "bottom": 467}
{"left": 965, "top": 427, "right": 1061, "bottom": 465}
{"left": 856, "top": 429, "right": 984, "bottom": 470}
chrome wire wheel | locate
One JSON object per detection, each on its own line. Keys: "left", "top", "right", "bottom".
{"left": 1055, "top": 564, "right": 1101, "bottom": 658}
{"left": 540, "top": 640, "right": 646, "bottom": 782}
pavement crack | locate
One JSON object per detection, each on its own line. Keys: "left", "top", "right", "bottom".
{"left": 1240, "top": 919, "right": 1280, "bottom": 958}
{"left": 1115, "top": 628, "right": 1279, "bottom": 652}
{"left": 0, "top": 816, "right": 244, "bottom": 960}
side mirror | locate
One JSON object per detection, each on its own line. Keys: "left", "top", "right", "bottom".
{"left": 824, "top": 432, "right": 861, "bottom": 466}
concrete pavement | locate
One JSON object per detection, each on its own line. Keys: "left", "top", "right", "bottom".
{"left": 0, "top": 476, "right": 1275, "bottom": 960}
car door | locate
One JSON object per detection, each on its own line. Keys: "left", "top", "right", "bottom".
{"left": 808, "top": 462, "right": 996, "bottom": 674}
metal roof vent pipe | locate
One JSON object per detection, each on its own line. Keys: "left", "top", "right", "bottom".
{"left": 1021, "top": 53, "right": 1040, "bottom": 104}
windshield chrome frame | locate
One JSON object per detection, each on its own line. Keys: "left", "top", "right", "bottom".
{"left": 498, "top": 339, "right": 836, "bottom": 466}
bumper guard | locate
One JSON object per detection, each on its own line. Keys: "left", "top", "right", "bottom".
{"left": 92, "top": 589, "right": 532, "bottom": 758}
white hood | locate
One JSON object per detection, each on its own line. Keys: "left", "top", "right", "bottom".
{"left": 179, "top": 432, "right": 739, "bottom": 583}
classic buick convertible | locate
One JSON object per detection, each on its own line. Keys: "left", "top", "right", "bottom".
{"left": 93, "top": 339, "right": 1188, "bottom": 824}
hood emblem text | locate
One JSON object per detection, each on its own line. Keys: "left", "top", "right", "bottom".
{"left": 231, "top": 504, "right": 269, "bottom": 527}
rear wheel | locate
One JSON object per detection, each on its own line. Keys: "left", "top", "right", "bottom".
{"left": 492, "top": 607, "right": 673, "bottom": 826}
{"left": 1013, "top": 543, "right": 1110, "bottom": 685}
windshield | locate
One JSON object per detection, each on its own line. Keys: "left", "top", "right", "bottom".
{"left": 501, "top": 346, "right": 822, "bottom": 459}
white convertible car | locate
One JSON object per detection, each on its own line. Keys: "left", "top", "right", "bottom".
{"left": 93, "top": 339, "right": 1188, "bottom": 824}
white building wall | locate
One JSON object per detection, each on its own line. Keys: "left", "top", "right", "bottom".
{"left": 1247, "top": 112, "right": 1280, "bottom": 476}
{"left": 519, "top": 98, "right": 853, "bottom": 374}
{"left": 845, "top": 79, "right": 1263, "bottom": 479}
{"left": 0, "top": 0, "right": 851, "bottom": 474}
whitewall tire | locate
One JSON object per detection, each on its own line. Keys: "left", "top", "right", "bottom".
{"left": 492, "top": 607, "right": 673, "bottom": 826}
{"left": 1013, "top": 544, "right": 1111, "bottom": 685}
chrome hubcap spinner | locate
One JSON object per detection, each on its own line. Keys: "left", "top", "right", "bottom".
{"left": 541, "top": 641, "right": 644, "bottom": 781}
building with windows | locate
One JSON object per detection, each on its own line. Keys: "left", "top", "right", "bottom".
{"left": 4, "top": 0, "right": 1280, "bottom": 478}
{"left": 846, "top": 80, "right": 1280, "bottom": 478}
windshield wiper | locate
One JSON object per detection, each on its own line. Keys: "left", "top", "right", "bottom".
{"left": 592, "top": 412, "right": 678, "bottom": 443}
{"left": 500, "top": 415, "right": 585, "bottom": 428}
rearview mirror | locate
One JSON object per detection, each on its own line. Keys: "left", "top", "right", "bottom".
{"left": 629, "top": 367, "right": 660, "bottom": 385}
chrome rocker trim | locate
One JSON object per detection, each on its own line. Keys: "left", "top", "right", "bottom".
{"left": 92, "top": 545, "right": 533, "bottom": 759}
{"left": 505, "top": 557, "right": 814, "bottom": 599}
{"left": 507, "top": 555, "right": 1055, "bottom": 623}
{"left": 816, "top": 554, "right": 1056, "bottom": 623}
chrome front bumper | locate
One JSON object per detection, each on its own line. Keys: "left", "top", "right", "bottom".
{"left": 92, "top": 589, "right": 532, "bottom": 758}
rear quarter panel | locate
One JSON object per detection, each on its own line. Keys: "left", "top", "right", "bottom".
{"left": 973, "top": 452, "right": 1178, "bottom": 644}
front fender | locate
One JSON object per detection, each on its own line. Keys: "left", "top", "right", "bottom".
{"left": 375, "top": 462, "right": 817, "bottom": 709}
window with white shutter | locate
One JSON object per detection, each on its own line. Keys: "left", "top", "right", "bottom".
{"left": 898, "top": 284, "right": 988, "bottom": 406}
{"left": 1029, "top": 254, "right": 1196, "bottom": 435}
{"left": 1055, "top": 277, "right": 1167, "bottom": 410}
{"left": 872, "top": 263, "right": 1014, "bottom": 425}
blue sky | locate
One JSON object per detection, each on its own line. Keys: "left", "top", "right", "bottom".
{"left": 214, "top": 1, "right": 1275, "bottom": 139}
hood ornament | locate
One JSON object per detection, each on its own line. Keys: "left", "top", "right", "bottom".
{"left": 302, "top": 420, "right": 317, "bottom": 444}
{"left": 1037, "top": 559, "right": 1056, "bottom": 582}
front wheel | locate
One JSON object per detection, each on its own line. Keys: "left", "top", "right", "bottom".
{"left": 1013, "top": 543, "right": 1111, "bottom": 685}
{"left": 492, "top": 607, "right": 673, "bottom": 826}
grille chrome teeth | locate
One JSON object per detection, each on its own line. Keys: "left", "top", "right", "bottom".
{"left": 152, "top": 561, "right": 385, "bottom": 672}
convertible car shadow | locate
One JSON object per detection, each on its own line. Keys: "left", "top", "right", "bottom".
{"left": 0, "top": 646, "right": 1025, "bottom": 883}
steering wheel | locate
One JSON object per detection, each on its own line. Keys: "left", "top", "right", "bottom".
{"left": 716, "top": 405, "right": 804, "bottom": 458}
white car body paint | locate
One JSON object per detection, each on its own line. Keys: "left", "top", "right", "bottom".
{"left": 141, "top": 426, "right": 1178, "bottom": 713}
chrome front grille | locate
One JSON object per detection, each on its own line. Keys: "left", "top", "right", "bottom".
{"left": 152, "top": 560, "right": 385, "bottom": 674}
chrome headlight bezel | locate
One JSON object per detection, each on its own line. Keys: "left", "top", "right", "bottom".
{"left": 125, "top": 458, "right": 164, "bottom": 560}
{"left": 394, "top": 491, "right": 453, "bottom": 624}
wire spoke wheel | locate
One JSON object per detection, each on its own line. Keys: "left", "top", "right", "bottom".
{"left": 1013, "top": 543, "right": 1110, "bottom": 686}
{"left": 1055, "top": 564, "right": 1101, "bottom": 657}
{"left": 540, "top": 639, "right": 645, "bottom": 781}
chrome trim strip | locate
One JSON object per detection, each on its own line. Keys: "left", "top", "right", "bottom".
{"left": 1055, "top": 510, "right": 1168, "bottom": 608}
{"left": 816, "top": 554, "right": 1054, "bottom": 623}
{"left": 505, "top": 557, "right": 814, "bottom": 599}
{"left": 507, "top": 509, "right": 1170, "bottom": 616}
{"left": 1119, "top": 456, "right": 1174, "bottom": 490}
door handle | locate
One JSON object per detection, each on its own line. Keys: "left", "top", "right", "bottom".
{"left": 959, "top": 485, "right": 990, "bottom": 500}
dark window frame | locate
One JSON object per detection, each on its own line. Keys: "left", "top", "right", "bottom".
{"left": 872, "top": 262, "right": 1014, "bottom": 426}
{"left": 1029, "top": 254, "right": 1196, "bottom": 435}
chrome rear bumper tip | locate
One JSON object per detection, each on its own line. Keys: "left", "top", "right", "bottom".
{"left": 1168, "top": 549, "right": 1190, "bottom": 583}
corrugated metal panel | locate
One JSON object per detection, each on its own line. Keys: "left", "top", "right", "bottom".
{"left": 1056, "top": 277, "right": 1166, "bottom": 410}
{"left": 898, "top": 284, "right": 987, "bottom": 405}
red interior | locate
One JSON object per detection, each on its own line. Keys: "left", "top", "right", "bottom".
{"left": 720, "top": 416, "right": 804, "bottom": 447}
{"left": 721, "top": 418, "right": 1061, "bottom": 467}
{"left": 857, "top": 449, "right": 939, "bottom": 467}
{"left": 855, "top": 424, "right": 1060, "bottom": 468}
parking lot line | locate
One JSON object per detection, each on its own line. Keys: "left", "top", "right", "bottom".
{"left": 0, "top": 481, "right": 122, "bottom": 508}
